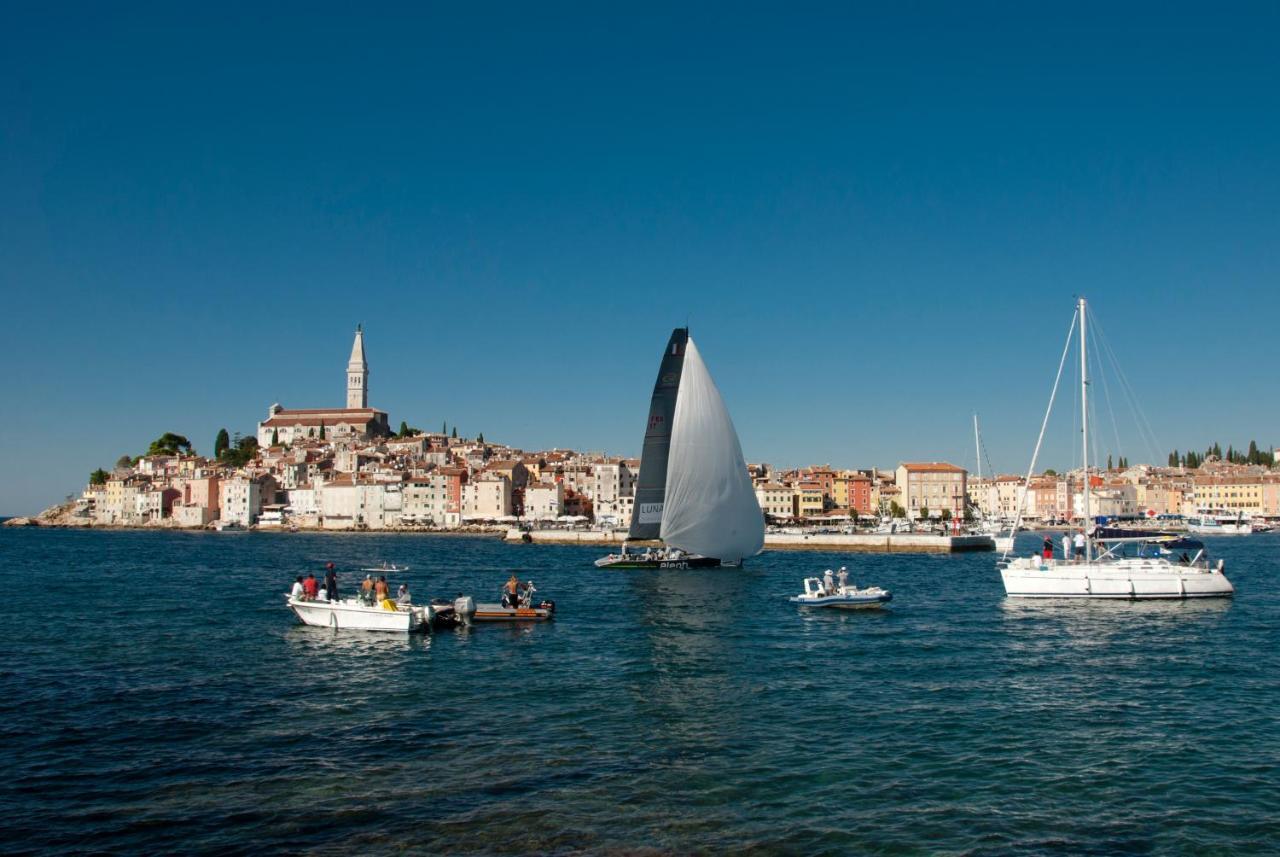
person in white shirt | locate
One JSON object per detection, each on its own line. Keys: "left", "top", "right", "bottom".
{"left": 290, "top": 576, "right": 305, "bottom": 599}
{"left": 1073, "top": 530, "right": 1086, "bottom": 559}
{"left": 1062, "top": 533, "right": 1072, "bottom": 560}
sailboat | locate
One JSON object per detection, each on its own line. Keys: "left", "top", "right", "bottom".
{"left": 999, "top": 298, "right": 1233, "bottom": 599}
{"left": 595, "top": 328, "right": 764, "bottom": 569}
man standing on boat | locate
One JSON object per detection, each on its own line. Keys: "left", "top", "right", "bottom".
{"left": 1073, "top": 530, "right": 1086, "bottom": 560}
{"left": 1062, "top": 533, "right": 1072, "bottom": 561}
{"left": 324, "top": 563, "right": 338, "bottom": 602}
{"left": 503, "top": 574, "right": 520, "bottom": 608}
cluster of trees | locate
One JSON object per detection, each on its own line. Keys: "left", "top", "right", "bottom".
{"left": 214, "top": 428, "right": 259, "bottom": 467}
{"left": 1106, "top": 455, "right": 1130, "bottom": 470}
{"left": 1168, "top": 441, "right": 1275, "bottom": 469}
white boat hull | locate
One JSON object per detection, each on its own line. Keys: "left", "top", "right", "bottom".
{"left": 287, "top": 596, "right": 430, "bottom": 632}
{"left": 1000, "top": 558, "right": 1234, "bottom": 599}
{"left": 1187, "top": 523, "right": 1252, "bottom": 535}
{"left": 790, "top": 593, "right": 891, "bottom": 609}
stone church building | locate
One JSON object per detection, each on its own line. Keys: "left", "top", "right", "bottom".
{"left": 256, "top": 326, "right": 391, "bottom": 447}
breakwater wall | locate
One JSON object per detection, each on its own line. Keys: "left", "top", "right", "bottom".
{"left": 505, "top": 529, "right": 994, "bottom": 554}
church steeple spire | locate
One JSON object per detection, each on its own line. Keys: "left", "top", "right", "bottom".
{"left": 346, "top": 324, "right": 368, "bottom": 409}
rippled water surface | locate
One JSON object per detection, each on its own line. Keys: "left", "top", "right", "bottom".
{"left": 1, "top": 529, "right": 1277, "bottom": 854}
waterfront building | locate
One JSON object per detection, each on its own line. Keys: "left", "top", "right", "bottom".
{"left": 895, "top": 462, "right": 967, "bottom": 519}
{"left": 755, "top": 482, "right": 793, "bottom": 520}
{"left": 219, "top": 475, "right": 276, "bottom": 526}
{"left": 591, "top": 459, "right": 636, "bottom": 524}
{"left": 462, "top": 474, "right": 512, "bottom": 520}
{"left": 524, "top": 481, "right": 565, "bottom": 521}
{"left": 792, "top": 482, "right": 825, "bottom": 519}
{"left": 833, "top": 472, "right": 873, "bottom": 516}
{"left": 1191, "top": 474, "right": 1265, "bottom": 514}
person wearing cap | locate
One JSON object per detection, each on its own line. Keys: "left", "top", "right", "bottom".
{"left": 361, "top": 574, "right": 374, "bottom": 605}
{"left": 324, "top": 563, "right": 339, "bottom": 602}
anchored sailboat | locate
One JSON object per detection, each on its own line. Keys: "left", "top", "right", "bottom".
{"left": 596, "top": 328, "right": 764, "bottom": 569}
{"left": 999, "top": 298, "right": 1233, "bottom": 599}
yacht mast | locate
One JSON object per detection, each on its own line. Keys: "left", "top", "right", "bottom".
{"left": 973, "top": 414, "right": 982, "bottom": 516}
{"left": 1079, "top": 297, "right": 1091, "bottom": 562}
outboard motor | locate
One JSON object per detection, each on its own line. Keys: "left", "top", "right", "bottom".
{"left": 454, "top": 594, "right": 476, "bottom": 623}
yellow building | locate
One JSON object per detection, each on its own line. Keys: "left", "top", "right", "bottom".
{"left": 1191, "top": 475, "right": 1264, "bottom": 513}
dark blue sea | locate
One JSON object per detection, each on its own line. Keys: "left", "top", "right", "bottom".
{"left": 1, "top": 529, "right": 1276, "bottom": 855}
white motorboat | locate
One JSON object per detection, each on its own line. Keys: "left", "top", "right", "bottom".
{"left": 286, "top": 594, "right": 442, "bottom": 632}
{"left": 790, "top": 568, "right": 891, "bottom": 609}
{"left": 1186, "top": 512, "right": 1253, "bottom": 536}
{"left": 999, "top": 298, "right": 1233, "bottom": 600}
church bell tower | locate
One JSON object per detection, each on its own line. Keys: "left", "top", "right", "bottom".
{"left": 347, "top": 324, "right": 368, "bottom": 409}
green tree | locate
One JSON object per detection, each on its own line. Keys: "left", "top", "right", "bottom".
{"left": 919, "top": 506, "right": 930, "bottom": 520}
{"left": 1043, "top": 468, "right": 1058, "bottom": 477}
{"left": 147, "top": 432, "right": 192, "bottom": 456}
{"left": 889, "top": 501, "right": 906, "bottom": 518}
{"left": 441, "top": 421, "right": 447, "bottom": 435}
{"left": 214, "top": 428, "right": 230, "bottom": 458}
{"left": 271, "top": 427, "right": 279, "bottom": 446}
{"left": 1248, "top": 440, "right": 1259, "bottom": 464}
{"left": 115, "top": 454, "right": 133, "bottom": 470}
{"left": 319, "top": 421, "right": 326, "bottom": 440}
{"left": 89, "top": 468, "right": 109, "bottom": 486}
{"left": 941, "top": 509, "right": 952, "bottom": 521}
{"left": 1107, "top": 454, "right": 1113, "bottom": 471}
{"left": 1168, "top": 450, "right": 1178, "bottom": 467}
{"left": 398, "top": 421, "right": 410, "bottom": 438}
{"left": 478, "top": 432, "right": 485, "bottom": 444}
{"left": 451, "top": 426, "right": 458, "bottom": 439}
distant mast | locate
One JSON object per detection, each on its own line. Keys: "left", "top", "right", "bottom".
{"left": 1079, "top": 297, "right": 1091, "bottom": 561}
{"left": 628, "top": 328, "right": 688, "bottom": 540}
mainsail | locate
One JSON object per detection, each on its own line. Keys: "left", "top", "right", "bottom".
{"left": 659, "top": 338, "right": 764, "bottom": 562}
{"left": 627, "top": 328, "right": 687, "bottom": 540}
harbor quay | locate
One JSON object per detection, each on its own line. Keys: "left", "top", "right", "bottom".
{"left": 506, "top": 528, "right": 996, "bottom": 553}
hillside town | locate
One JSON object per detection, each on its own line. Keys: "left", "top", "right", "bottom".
{"left": 22, "top": 328, "right": 1280, "bottom": 531}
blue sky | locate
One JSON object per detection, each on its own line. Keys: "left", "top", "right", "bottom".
{"left": 2, "top": 3, "right": 1278, "bottom": 513}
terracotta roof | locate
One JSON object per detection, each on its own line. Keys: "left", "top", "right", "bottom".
{"left": 272, "top": 407, "right": 383, "bottom": 416}
{"left": 263, "top": 415, "right": 380, "bottom": 427}
{"left": 901, "top": 462, "right": 966, "bottom": 473}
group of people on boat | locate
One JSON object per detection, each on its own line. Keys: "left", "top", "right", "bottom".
{"left": 821, "top": 567, "right": 851, "bottom": 595}
{"left": 289, "top": 563, "right": 412, "bottom": 608}
{"left": 1040, "top": 531, "right": 1089, "bottom": 561}
{"left": 290, "top": 563, "right": 343, "bottom": 602}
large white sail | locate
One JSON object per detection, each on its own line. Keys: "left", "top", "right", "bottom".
{"left": 660, "top": 337, "right": 764, "bottom": 561}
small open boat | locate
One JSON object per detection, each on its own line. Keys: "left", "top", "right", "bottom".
{"left": 790, "top": 568, "right": 891, "bottom": 609}
{"left": 472, "top": 581, "right": 555, "bottom": 621}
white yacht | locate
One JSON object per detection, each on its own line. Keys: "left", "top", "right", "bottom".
{"left": 1186, "top": 511, "right": 1253, "bottom": 536}
{"left": 999, "top": 298, "right": 1234, "bottom": 601}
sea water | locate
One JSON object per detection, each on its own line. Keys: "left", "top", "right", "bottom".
{"left": 0, "top": 529, "right": 1275, "bottom": 854}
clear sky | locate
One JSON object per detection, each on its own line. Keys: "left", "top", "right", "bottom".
{"left": 2, "top": 3, "right": 1278, "bottom": 514}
